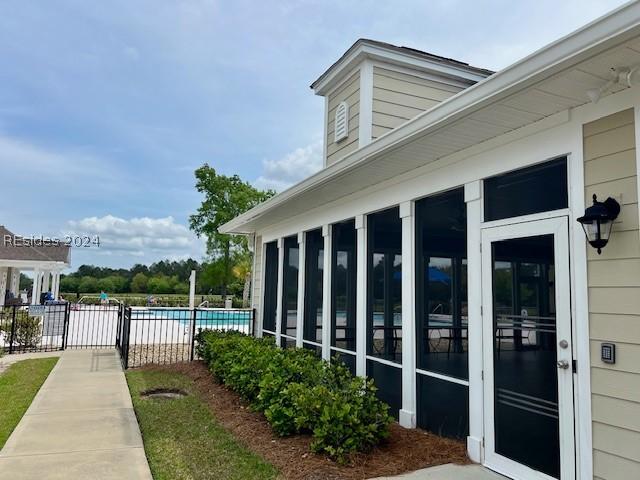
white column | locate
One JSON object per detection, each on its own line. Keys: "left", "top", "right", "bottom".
{"left": 54, "top": 272, "right": 61, "bottom": 299}
{"left": 50, "top": 272, "right": 57, "bottom": 300}
{"left": 399, "top": 201, "right": 416, "bottom": 428}
{"left": 296, "top": 232, "right": 306, "bottom": 348}
{"left": 0, "top": 267, "right": 7, "bottom": 307}
{"left": 32, "top": 269, "right": 41, "bottom": 304}
{"left": 465, "top": 181, "right": 483, "bottom": 462}
{"left": 275, "top": 238, "right": 285, "bottom": 347}
{"left": 321, "top": 224, "right": 332, "bottom": 361}
{"left": 42, "top": 270, "right": 50, "bottom": 293}
{"left": 355, "top": 214, "right": 367, "bottom": 377}
{"left": 9, "top": 268, "right": 20, "bottom": 295}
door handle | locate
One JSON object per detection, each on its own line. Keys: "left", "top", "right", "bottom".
{"left": 557, "top": 360, "right": 570, "bottom": 370}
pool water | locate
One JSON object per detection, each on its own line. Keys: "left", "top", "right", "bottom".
{"left": 131, "top": 309, "right": 251, "bottom": 327}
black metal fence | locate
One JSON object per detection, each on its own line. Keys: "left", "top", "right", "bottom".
{"left": 1, "top": 303, "right": 69, "bottom": 354}
{"left": 116, "top": 307, "right": 254, "bottom": 368}
{"left": 2, "top": 302, "right": 255, "bottom": 370}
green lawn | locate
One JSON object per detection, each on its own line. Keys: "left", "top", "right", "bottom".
{"left": 0, "top": 357, "right": 59, "bottom": 448}
{"left": 126, "top": 369, "right": 277, "bottom": 480}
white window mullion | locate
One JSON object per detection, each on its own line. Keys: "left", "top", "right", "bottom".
{"left": 399, "top": 201, "right": 416, "bottom": 428}
{"left": 355, "top": 214, "right": 367, "bottom": 377}
{"left": 465, "top": 180, "right": 483, "bottom": 462}
{"left": 321, "top": 224, "right": 332, "bottom": 361}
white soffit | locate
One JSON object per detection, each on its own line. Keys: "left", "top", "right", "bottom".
{"left": 223, "top": 2, "right": 640, "bottom": 234}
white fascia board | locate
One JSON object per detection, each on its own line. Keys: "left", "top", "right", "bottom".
{"left": 312, "top": 41, "right": 487, "bottom": 96}
{"left": 221, "top": 2, "right": 640, "bottom": 235}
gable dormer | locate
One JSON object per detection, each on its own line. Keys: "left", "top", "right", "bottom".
{"left": 311, "top": 39, "right": 493, "bottom": 167}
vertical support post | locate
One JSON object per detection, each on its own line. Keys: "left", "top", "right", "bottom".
{"left": 321, "top": 224, "right": 332, "bottom": 361}
{"left": 188, "top": 270, "right": 196, "bottom": 310}
{"left": 296, "top": 232, "right": 306, "bottom": 348}
{"left": 275, "top": 238, "right": 285, "bottom": 347}
{"left": 62, "top": 302, "right": 70, "bottom": 350}
{"left": 32, "top": 269, "right": 41, "bottom": 304}
{"left": 0, "top": 268, "right": 7, "bottom": 307}
{"left": 465, "top": 180, "right": 483, "bottom": 462}
{"left": 9, "top": 268, "right": 20, "bottom": 296}
{"left": 355, "top": 214, "right": 367, "bottom": 377}
{"left": 399, "top": 201, "right": 416, "bottom": 428}
{"left": 42, "top": 270, "right": 50, "bottom": 294}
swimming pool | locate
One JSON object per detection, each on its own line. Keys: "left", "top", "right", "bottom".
{"left": 130, "top": 308, "right": 252, "bottom": 327}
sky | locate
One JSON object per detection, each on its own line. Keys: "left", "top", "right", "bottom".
{"left": 0, "top": 0, "right": 629, "bottom": 269}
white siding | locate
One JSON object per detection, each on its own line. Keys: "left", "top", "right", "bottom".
{"left": 583, "top": 109, "right": 640, "bottom": 479}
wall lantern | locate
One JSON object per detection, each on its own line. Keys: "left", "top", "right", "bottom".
{"left": 577, "top": 194, "right": 620, "bottom": 254}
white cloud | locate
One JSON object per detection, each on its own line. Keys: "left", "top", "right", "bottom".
{"left": 65, "top": 214, "right": 201, "bottom": 257}
{"left": 254, "top": 139, "right": 323, "bottom": 192}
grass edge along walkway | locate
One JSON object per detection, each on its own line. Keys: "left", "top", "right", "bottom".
{"left": 126, "top": 368, "right": 277, "bottom": 480}
{"left": 0, "top": 357, "right": 59, "bottom": 449}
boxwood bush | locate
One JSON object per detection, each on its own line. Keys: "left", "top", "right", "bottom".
{"left": 195, "top": 330, "right": 393, "bottom": 461}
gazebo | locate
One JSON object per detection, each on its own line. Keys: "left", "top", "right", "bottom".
{"left": 0, "top": 225, "right": 71, "bottom": 306}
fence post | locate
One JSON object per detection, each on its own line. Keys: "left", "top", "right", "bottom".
{"left": 115, "top": 304, "right": 122, "bottom": 348}
{"left": 8, "top": 306, "right": 17, "bottom": 354}
{"left": 61, "top": 303, "right": 70, "bottom": 350}
{"left": 251, "top": 308, "right": 256, "bottom": 337}
{"left": 189, "top": 308, "right": 198, "bottom": 361}
{"left": 123, "top": 306, "right": 132, "bottom": 369}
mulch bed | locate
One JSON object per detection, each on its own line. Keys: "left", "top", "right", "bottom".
{"left": 140, "top": 361, "right": 468, "bottom": 480}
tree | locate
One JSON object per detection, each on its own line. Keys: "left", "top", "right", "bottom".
{"left": 78, "top": 276, "right": 99, "bottom": 293}
{"left": 189, "top": 164, "right": 274, "bottom": 296}
{"left": 59, "top": 276, "right": 79, "bottom": 293}
{"left": 232, "top": 252, "right": 252, "bottom": 307}
{"left": 130, "top": 273, "right": 149, "bottom": 293}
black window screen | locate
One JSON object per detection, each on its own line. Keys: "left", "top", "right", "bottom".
{"left": 367, "top": 207, "right": 402, "bottom": 363}
{"left": 303, "top": 229, "right": 324, "bottom": 344}
{"left": 331, "top": 220, "right": 357, "bottom": 351}
{"left": 415, "top": 188, "right": 468, "bottom": 380}
{"left": 484, "top": 157, "right": 568, "bottom": 222}
{"left": 262, "top": 241, "right": 278, "bottom": 332}
{"left": 280, "top": 236, "right": 299, "bottom": 346}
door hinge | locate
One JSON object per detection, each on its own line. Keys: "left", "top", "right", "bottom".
{"left": 572, "top": 359, "right": 577, "bottom": 373}
{"left": 481, "top": 370, "right": 484, "bottom": 380}
{"left": 480, "top": 305, "right": 483, "bottom": 316}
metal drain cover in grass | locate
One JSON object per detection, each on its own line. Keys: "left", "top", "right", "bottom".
{"left": 141, "top": 388, "right": 188, "bottom": 400}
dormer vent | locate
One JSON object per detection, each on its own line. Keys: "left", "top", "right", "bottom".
{"left": 334, "top": 101, "right": 349, "bottom": 142}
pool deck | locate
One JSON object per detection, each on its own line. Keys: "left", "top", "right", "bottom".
{"left": 0, "top": 349, "right": 152, "bottom": 480}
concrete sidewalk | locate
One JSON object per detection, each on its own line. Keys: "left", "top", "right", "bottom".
{"left": 374, "top": 463, "right": 507, "bottom": 479}
{"left": 0, "top": 349, "right": 152, "bottom": 480}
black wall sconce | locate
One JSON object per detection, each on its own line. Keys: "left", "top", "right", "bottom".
{"left": 577, "top": 194, "right": 621, "bottom": 254}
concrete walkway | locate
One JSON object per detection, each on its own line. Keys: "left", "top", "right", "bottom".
{"left": 374, "top": 463, "right": 508, "bottom": 479}
{"left": 0, "top": 349, "right": 152, "bottom": 480}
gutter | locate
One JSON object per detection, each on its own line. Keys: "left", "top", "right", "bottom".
{"left": 221, "top": 0, "right": 640, "bottom": 235}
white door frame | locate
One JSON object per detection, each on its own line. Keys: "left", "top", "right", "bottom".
{"left": 481, "top": 215, "right": 575, "bottom": 480}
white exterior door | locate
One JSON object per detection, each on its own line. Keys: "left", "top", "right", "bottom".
{"left": 481, "top": 216, "right": 575, "bottom": 480}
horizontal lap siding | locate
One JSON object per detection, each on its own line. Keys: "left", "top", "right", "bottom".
{"left": 326, "top": 71, "right": 360, "bottom": 166}
{"left": 371, "top": 67, "right": 462, "bottom": 139}
{"left": 583, "top": 108, "right": 640, "bottom": 479}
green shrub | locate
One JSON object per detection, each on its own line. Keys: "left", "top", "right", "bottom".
{"left": 195, "top": 330, "right": 393, "bottom": 462}
{"left": 0, "top": 311, "right": 42, "bottom": 349}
